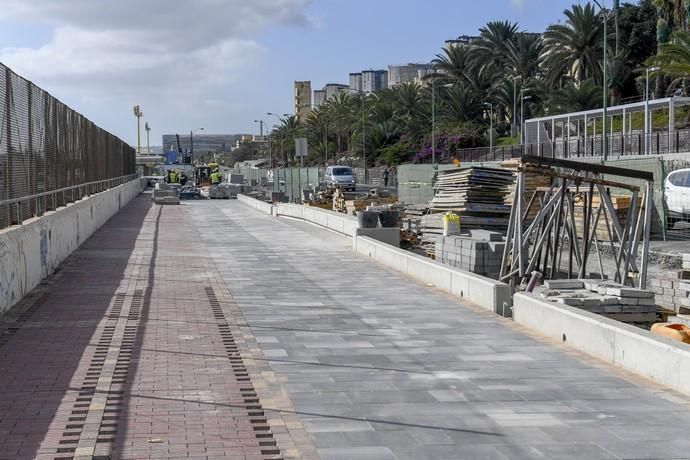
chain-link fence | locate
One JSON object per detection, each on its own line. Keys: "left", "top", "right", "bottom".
{"left": 0, "top": 64, "right": 135, "bottom": 229}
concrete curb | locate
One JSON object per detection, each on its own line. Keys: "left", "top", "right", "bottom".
{"left": 0, "top": 179, "right": 143, "bottom": 315}
{"left": 514, "top": 292, "right": 690, "bottom": 395}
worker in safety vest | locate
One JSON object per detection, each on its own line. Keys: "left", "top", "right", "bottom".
{"left": 170, "top": 170, "right": 179, "bottom": 184}
{"left": 210, "top": 169, "right": 222, "bottom": 185}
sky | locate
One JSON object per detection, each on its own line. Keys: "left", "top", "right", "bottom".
{"left": 0, "top": 0, "right": 588, "bottom": 147}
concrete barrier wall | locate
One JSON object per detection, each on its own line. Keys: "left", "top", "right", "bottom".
{"left": 514, "top": 293, "right": 690, "bottom": 396}
{"left": 0, "top": 179, "right": 143, "bottom": 315}
{"left": 354, "top": 236, "right": 512, "bottom": 315}
{"left": 272, "top": 201, "right": 358, "bottom": 237}
{"left": 237, "top": 194, "right": 274, "bottom": 215}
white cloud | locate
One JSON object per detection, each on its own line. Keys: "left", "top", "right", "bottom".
{"left": 0, "top": 0, "right": 312, "bottom": 143}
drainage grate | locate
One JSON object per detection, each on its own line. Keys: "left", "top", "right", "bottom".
{"left": 205, "top": 286, "right": 282, "bottom": 459}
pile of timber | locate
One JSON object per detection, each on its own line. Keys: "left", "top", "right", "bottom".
{"left": 420, "top": 167, "right": 514, "bottom": 256}
{"left": 501, "top": 158, "right": 552, "bottom": 221}
{"left": 573, "top": 193, "right": 643, "bottom": 241}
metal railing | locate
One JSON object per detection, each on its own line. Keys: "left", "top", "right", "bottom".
{"left": 0, "top": 63, "right": 136, "bottom": 230}
{"left": 453, "top": 128, "right": 690, "bottom": 164}
{"left": 0, "top": 174, "right": 138, "bottom": 227}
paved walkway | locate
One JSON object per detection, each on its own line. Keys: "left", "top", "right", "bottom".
{"left": 3, "top": 196, "right": 690, "bottom": 459}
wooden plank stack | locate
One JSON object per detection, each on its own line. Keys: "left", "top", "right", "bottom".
{"left": 420, "top": 167, "right": 514, "bottom": 256}
{"left": 501, "top": 158, "right": 552, "bottom": 221}
{"left": 573, "top": 193, "right": 643, "bottom": 241}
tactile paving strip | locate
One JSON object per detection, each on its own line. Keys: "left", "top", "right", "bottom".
{"left": 205, "top": 286, "right": 282, "bottom": 459}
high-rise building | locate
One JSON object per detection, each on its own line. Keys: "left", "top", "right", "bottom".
{"left": 388, "top": 63, "right": 433, "bottom": 87}
{"left": 314, "top": 89, "right": 326, "bottom": 107}
{"left": 361, "top": 70, "right": 388, "bottom": 93}
{"left": 349, "top": 73, "right": 362, "bottom": 92}
{"left": 444, "top": 35, "right": 479, "bottom": 49}
{"left": 294, "top": 81, "right": 312, "bottom": 122}
{"left": 324, "top": 83, "right": 350, "bottom": 101}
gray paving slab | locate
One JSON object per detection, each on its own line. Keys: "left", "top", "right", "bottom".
{"left": 186, "top": 200, "right": 690, "bottom": 460}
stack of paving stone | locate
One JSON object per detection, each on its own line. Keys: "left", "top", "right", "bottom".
{"left": 537, "top": 279, "right": 657, "bottom": 323}
{"left": 649, "top": 253, "right": 690, "bottom": 312}
{"left": 152, "top": 183, "right": 180, "bottom": 205}
{"left": 434, "top": 230, "right": 505, "bottom": 279}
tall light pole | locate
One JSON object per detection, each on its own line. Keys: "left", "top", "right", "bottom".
{"left": 133, "top": 105, "right": 143, "bottom": 154}
{"left": 484, "top": 102, "right": 494, "bottom": 150}
{"left": 645, "top": 66, "right": 660, "bottom": 154}
{"left": 144, "top": 122, "right": 151, "bottom": 154}
{"left": 512, "top": 76, "right": 521, "bottom": 138}
{"left": 593, "top": 0, "right": 611, "bottom": 160}
{"left": 431, "top": 72, "right": 453, "bottom": 168}
{"left": 520, "top": 90, "right": 532, "bottom": 145}
{"left": 267, "top": 113, "right": 290, "bottom": 165}
{"left": 253, "top": 120, "right": 265, "bottom": 137}
{"left": 190, "top": 127, "right": 204, "bottom": 162}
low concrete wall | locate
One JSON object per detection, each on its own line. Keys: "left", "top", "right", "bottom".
{"left": 0, "top": 179, "right": 143, "bottom": 315}
{"left": 273, "top": 202, "right": 358, "bottom": 237}
{"left": 514, "top": 292, "right": 690, "bottom": 396}
{"left": 237, "top": 194, "right": 274, "bottom": 215}
{"left": 354, "top": 236, "right": 512, "bottom": 316}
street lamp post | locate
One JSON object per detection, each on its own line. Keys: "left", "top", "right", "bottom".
{"left": 431, "top": 72, "right": 453, "bottom": 168}
{"left": 484, "top": 102, "right": 494, "bottom": 150}
{"left": 267, "top": 113, "right": 290, "bottom": 166}
{"left": 645, "top": 66, "right": 660, "bottom": 155}
{"left": 190, "top": 127, "right": 204, "bottom": 162}
{"left": 593, "top": 0, "right": 611, "bottom": 160}
{"left": 520, "top": 90, "right": 532, "bottom": 145}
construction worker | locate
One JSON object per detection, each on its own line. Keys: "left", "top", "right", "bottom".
{"left": 170, "top": 170, "right": 179, "bottom": 184}
{"left": 210, "top": 168, "right": 222, "bottom": 186}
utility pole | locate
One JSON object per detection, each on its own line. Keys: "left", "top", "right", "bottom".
{"left": 145, "top": 122, "right": 151, "bottom": 154}
{"left": 133, "top": 105, "right": 143, "bottom": 154}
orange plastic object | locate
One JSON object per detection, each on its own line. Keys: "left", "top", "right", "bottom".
{"left": 651, "top": 323, "right": 690, "bottom": 344}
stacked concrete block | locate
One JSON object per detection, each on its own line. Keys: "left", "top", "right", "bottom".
{"left": 649, "top": 253, "right": 690, "bottom": 312}
{"left": 538, "top": 279, "right": 657, "bottom": 322}
{"left": 434, "top": 231, "right": 505, "bottom": 279}
{"left": 152, "top": 183, "right": 180, "bottom": 205}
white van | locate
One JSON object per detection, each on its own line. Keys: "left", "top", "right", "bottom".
{"left": 324, "top": 165, "right": 356, "bottom": 191}
{"left": 665, "top": 168, "right": 690, "bottom": 224}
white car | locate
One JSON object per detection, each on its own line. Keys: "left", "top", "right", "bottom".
{"left": 324, "top": 165, "right": 356, "bottom": 191}
{"left": 665, "top": 168, "right": 690, "bottom": 224}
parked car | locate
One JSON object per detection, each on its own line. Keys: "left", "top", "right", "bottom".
{"left": 324, "top": 165, "right": 356, "bottom": 191}
{"left": 665, "top": 168, "right": 690, "bottom": 226}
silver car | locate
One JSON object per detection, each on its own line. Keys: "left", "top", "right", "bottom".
{"left": 325, "top": 165, "right": 356, "bottom": 191}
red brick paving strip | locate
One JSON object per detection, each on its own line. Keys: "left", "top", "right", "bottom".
{"left": 0, "top": 197, "right": 285, "bottom": 460}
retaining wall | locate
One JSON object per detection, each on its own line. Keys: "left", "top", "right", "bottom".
{"left": 0, "top": 179, "right": 143, "bottom": 315}
{"left": 514, "top": 292, "right": 690, "bottom": 396}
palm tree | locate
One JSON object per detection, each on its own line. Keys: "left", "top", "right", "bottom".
{"left": 432, "top": 44, "right": 473, "bottom": 85}
{"left": 506, "top": 33, "right": 544, "bottom": 81}
{"left": 438, "top": 84, "right": 483, "bottom": 124}
{"left": 324, "top": 92, "right": 355, "bottom": 153}
{"left": 543, "top": 4, "right": 604, "bottom": 87}
{"left": 549, "top": 79, "right": 602, "bottom": 113}
{"left": 470, "top": 21, "right": 520, "bottom": 80}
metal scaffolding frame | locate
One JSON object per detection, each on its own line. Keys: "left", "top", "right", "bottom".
{"left": 500, "top": 156, "right": 654, "bottom": 291}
